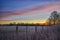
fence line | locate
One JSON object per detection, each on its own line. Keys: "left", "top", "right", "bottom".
{"left": 0, "top": 25, "right": 58, "bottom": 40}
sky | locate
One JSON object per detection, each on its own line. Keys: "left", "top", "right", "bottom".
{"left": 0, "top": 0, "right": 60, "bottom": 24}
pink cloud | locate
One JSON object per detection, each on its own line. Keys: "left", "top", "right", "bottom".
{"left": 0, "top": 2, "right": 60, "bottom": 19}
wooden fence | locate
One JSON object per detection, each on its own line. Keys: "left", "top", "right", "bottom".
{"left": 0, "top": 25, "right": 59, "bottom": 40}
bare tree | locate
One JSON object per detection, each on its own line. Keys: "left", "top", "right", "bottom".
{"left": 46, "top": 11, "right": 60, "bottom": 25}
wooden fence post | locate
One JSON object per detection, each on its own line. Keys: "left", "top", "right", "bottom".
{"left": 16, "top": 25, "right": 18, "bottom": 40}
{"left": 35, "top": 26, "right": 37, "bottom": 40}
{"left": 26, "top": 25, "right": 28, "bottom": 40}
{"left": 16, "top": 25, "right": 18, "bottom": 33}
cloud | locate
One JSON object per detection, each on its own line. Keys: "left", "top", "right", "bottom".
{"left": 0, "top": 2, "right": 60, "bottom": 20}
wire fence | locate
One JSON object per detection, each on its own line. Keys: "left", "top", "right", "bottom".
{"left": 0, "top": 25, "right": 60, "bottom": 40}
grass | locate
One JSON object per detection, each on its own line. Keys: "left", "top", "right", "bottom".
{"left": 0, "top": 24, "right": 60, "bottom": 40}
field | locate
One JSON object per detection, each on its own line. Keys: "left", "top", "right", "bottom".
{"left": 0, "top": 24, "right": 60, "bottom": 40}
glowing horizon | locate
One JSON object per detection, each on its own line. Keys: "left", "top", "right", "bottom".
{"left": 0, "top": 19, "right": 46, "bottom": 24}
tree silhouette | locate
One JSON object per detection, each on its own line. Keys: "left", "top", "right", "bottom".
{"left": 46, "top": 16, "right": 51, "bottom": 25}
{"left": 57, "top": 13, "right": 60, "bottom": 24}
{"left": 46, "top": 11, "right": 60, "bottom": 25}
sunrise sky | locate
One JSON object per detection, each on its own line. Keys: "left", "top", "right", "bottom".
{"left": 0, "top": 0, "right": 60, "bottom": 24}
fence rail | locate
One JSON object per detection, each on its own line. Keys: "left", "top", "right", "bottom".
{"left": 0, "top": 25, "right": 59, "bottom": 40}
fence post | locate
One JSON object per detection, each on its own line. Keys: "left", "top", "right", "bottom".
{"left": 35, "top": 26, "right": 37, "bottom": 40}
{"left": 42, "top": 26, "right": 44, "bottom": 31}
{"left": 35, "top": 26, "right": 37, "bottom": 33}
{"left": 26, "top": 25, "right": 28, "bottom": 40}
{"left": 16, "top": 25, "right": 18, "bottom": 33}
{"left": 16, "top": 25, "right": 18, "bottom": 40}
